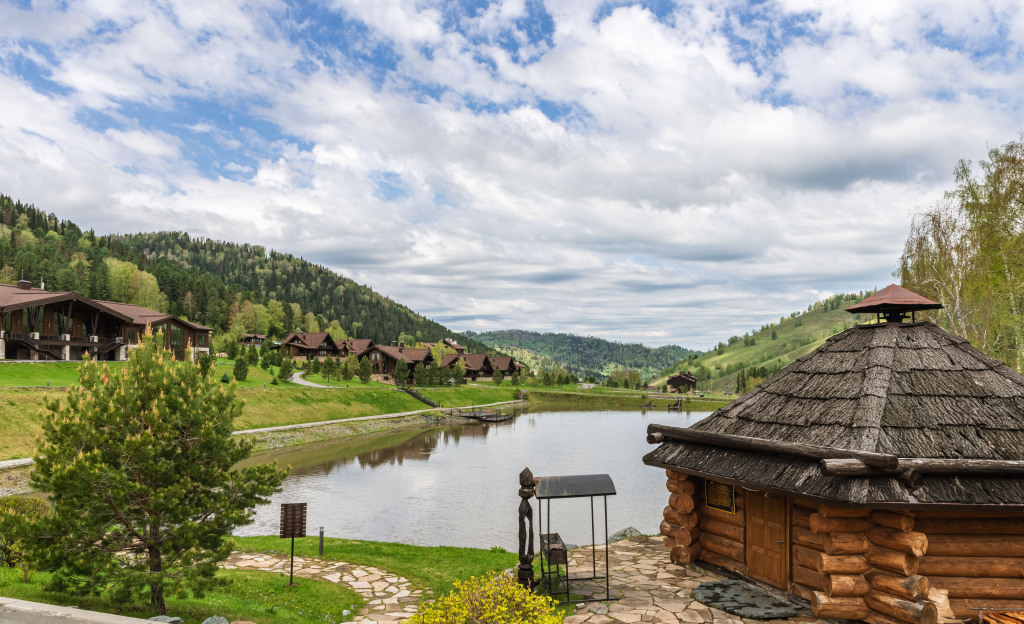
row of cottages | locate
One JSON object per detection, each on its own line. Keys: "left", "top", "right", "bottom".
{"left": 0, "top": 280, "right": 212, "bottom": 361}
{"left": 278, "top": 332, "right": 520, "bottom": 383}
{"left": 667, "top": 371, "right": 698, "bottom": 393}
{"left": 644, "top": 285, "right": 1024, "bottom": 624}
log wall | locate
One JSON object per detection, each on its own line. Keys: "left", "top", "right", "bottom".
{"left": 696, "top": 477, "right": 746, "bottom": 575}
{"left": 800, "top": 503, "right": 938, "bottom": 624}
{"left": 658, "top": 478, "right": 1022, "bottom": 624}
{"left": 915, "top": 510, "right": 1024, "bottom": 621}
{"left": 661, "top": 470, "right": 702, "bottom": 565}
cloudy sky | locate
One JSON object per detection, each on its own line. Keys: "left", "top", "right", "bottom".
{"left": 1, "top": 0, "right": 1022, "bottom": 349}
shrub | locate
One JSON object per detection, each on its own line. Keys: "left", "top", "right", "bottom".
{"left": 221, "top": 373, "right": 230, "bottom": 383}
{"left": 0, "top": 496, "right": 50, "bottom": 570}
{"left": 409, "top": 573, "right": 560, "bottom": 624}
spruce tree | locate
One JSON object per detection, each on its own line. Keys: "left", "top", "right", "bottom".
{"left": 233, "top": 355, "right": 248, "bottom": 381}
{"left": 493, "top": 369, "right": 504, "bottom": 386}
{"left": 28, "top": 329, "right": 285, "bottom": 613}
{"left": 357, "top": 356, "right": 372, "bottom": 383}
{"left": 393, "top": 358, "right": 409, "bottom": 386}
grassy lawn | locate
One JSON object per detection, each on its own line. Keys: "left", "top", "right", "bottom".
{"left": 0, "top": 361, "right": 126, "bottom": 387}
{"left": 0, "top": 389, "right": 50, "bottom": 459}
{"left": 412, "top": 384, "right": 519, "bottom": 407}
{"left": 234, "top": 387, "right": 426, "bottom": 429}
{"left": 0, "top": 566, "right": 364, "bottom": 624}
{"left": 299, "top": 372, "right": 394, "bottom": 389}
{"left": 231, "top": 536, "right": 518, "bottom": 601}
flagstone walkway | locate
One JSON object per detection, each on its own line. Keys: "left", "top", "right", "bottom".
{"left": 221, "top": 551, "right": 422, "bottom": 622}
{"left": 222, "top": 537, "right": 829, "bottom": 624}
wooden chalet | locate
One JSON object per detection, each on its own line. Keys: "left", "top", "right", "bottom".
{"left": 338, "top": 338, "right": 374, "bottom": 359}
{"left": 367, "top": 343, "right": 429, "bottom": 382}
{"left": 644, "top": 285, "right": 1024, "bottom": 624}
{"left": 98, "top": 300, "right": 212, "bottom": 361}
{"left": 281, "top": 332, "right": 340, "bottom": 359}
{"left": 0, "top": 280, "right": 211, "bottom": 361}
{"left": 0, "top": 281, "right": 131, "bottom": 361}
{"left": 667, "top": 372, "right": 698, "bottom": 393}
{"left": 239, "top": 333, "right": 268, "bottom": 347}
{"left": 461, "top": 353, "right": 492, "bottom": 381}
{"left": 487, "top": 355, "right": 520, "bottom": 378}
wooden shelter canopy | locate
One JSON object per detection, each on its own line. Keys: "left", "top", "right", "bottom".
{"left": 643, "top": 319, "right": 1024, "bottom": 507}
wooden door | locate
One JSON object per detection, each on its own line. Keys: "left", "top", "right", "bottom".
{"left": 745, "top": 489, "right": 789, "bottom": 589}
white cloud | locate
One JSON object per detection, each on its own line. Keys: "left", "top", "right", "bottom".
{"left": 1, "top": 0, "right": 1022, "bottom": 348}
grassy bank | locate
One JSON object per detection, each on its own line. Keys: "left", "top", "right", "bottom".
{"left": 0, "top": 389, "right": 49, "bottom": 459}
{"left": 526, "top": 389, "right": 730, "bottom": 412}
{"left": 0, "top": 566, "right": 364, "bottom": 624}
{"left": 234, "top": 386, "right": 426, "bottom": 429}
{"left": 231, "top": 536, "right": 517, "bottom": 601}
{"left": 414, "top": 384, "right": 519, "bottom": 407}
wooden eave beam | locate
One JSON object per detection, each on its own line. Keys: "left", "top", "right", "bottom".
{"left": 821, "top": 458, "right": 1024, "bottom": 476}
{"left": 646, "top": 423, "right": 900, "bottom": 469}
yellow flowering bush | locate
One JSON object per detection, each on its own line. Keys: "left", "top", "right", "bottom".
{"left": 410, "top": 573, "right": 562, "bottom": 624}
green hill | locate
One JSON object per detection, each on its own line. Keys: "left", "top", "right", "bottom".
{"left": 463, "top": 329, "right": 696, "bottom": 380}
{"left": 0, "top": 195, "right": 491, "bottom": 352}
{"left": 657, "top": 292, "right": 873, "bottom": 393}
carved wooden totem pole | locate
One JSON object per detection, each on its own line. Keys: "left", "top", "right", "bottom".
{"left": 517, "top": 466, "right": 536, "bottom": 589}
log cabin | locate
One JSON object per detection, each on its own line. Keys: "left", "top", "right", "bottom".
{"left": 281, "top": 331, "right": 340, "bottom": 359}
{"left": 0, "top": 280, "right": 211, "bottom": 361}
{"left": 667, "top": 372, "right": 698, "bottom": 393}
{"left": 644, "top": 285, "right": 1024, "bottom": 624}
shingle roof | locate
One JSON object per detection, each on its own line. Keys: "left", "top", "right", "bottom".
{"left": 0, "top": 284, "right": 132, "bottom": 321}
{"left": 644, "top": 321, "right": 1024, "bottom": 506}
{"left": 376, "top": 345, "right": 429, "bottom": 364}
{"left": 461, "top": 353, "right": 488, "bottom": 371}
{"left": 283, "top": 332, "right": 335, "bottom": 350}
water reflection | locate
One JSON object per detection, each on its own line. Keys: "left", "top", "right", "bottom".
{"left": 237, "top": 409, "right": 710, "bottom": 550}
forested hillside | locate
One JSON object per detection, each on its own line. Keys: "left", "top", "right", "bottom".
{"left": 464, "top": 329, "right": 695, "bottom": 380}
{"left": 0, "top": 195, "right": 490, "bottom": 351}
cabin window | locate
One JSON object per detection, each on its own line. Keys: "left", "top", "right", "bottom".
{"left": 705, "top": 480, "right": 736, "bottom": 514}
{"left": 2, "top": 313, "right": 11, "bottom": 334}
{"left": 126, "top": 328, "right": 138, "bottom": 344}
{"left": 169, "top": 325, "right": 184, "bottom": 348}
{"left": 198, "top": 333, "right": 207, "bottom": 346}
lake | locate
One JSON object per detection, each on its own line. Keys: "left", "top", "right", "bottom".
{"left": 235, "top": 409, "right": 711, "bottom": 550}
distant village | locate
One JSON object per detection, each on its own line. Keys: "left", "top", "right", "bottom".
{"left": 0, "top": 280, "right": 523, "bottom": 385}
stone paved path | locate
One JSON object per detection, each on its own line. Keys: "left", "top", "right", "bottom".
{"left": 548, "top": 536, "right": 828, "bottom": 624}
{"left": 221, "top": 552, "right": 422, "bottom": 623}
{"left": 223, "top": 538, "right": 832, "bottom": 624}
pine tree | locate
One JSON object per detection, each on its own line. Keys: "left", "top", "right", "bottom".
{"left": 357, "top": 356, "right": 372, "bottom": 383}
{"left": 277, "top": 355, "right": 294, "bottom": 381}
{"left": 493, "top": 369, "right": 504, "bottom": 386}
{"left": 28, "top": 329, "right": 285, "bottom": 613}
{"left": 233, "top": 355, "right": 248, "bottom": 381}
{"left": 413, "top": 362, "right": 427, "bottom": 386}
{"left": 393, "top": 358, "right": 409, "bottom": 386}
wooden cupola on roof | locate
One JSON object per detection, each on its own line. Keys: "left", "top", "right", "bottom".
{"left": 844, "top": 283, "right": 943, "bottom": 323}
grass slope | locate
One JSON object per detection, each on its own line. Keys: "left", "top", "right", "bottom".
{"left": 660, "top": 293, "right": 871, "bottom": 393}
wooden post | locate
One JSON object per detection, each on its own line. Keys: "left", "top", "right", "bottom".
{"left": 517, "top": 467, "right": 536, "bottom": 589}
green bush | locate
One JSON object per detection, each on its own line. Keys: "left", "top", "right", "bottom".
{"left": 409, "top": 573, "right": 560, "bottom": 624}
{"left": 0, "top": 496, "right": 51, "bottom": 569}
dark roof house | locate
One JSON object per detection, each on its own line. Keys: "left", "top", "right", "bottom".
{"left": 643, "top": 285, "right": 1024, "bottom": 623}
{"left": 666, "top": 372, "right": 698, "bottom": 393}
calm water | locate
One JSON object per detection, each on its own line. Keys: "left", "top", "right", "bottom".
{"left": 236, "top": 409, "right": 710, "bottom": 550}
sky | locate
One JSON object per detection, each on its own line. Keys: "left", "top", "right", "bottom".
{"left": 1, "top": 0, "right": 1023, "bottom": 349}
